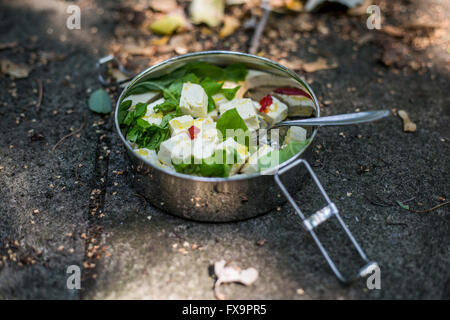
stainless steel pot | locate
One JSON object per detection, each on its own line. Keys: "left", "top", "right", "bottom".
{"left": 113, "top": 51, "right": 378, "bottom": 283}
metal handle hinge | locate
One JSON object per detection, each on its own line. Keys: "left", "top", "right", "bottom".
{"left": 97, "top": 55, "right": 134, "bottom": 87}
{"left": 274, "top": 158, "right": 378, "bottom": 284}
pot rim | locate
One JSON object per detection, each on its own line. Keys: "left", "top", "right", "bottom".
{"left": 114, "top": 50, "right": 320, "bottom": 182}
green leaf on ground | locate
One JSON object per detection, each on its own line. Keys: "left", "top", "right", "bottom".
{"left": 88, "top": 89, "right": 112, "bottom": 114}
{"left": 396, "top": 201, "right": 410, "bottom": 210}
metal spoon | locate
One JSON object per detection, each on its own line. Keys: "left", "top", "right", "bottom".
{"left": 271, "top": 110, "right": 390, "bottom": 128}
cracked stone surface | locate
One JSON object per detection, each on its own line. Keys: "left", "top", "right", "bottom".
{"left": 0, "top": 0, "right": 449, "bottom": 300}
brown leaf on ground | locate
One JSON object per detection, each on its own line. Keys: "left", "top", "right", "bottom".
{"left": 398, "top": 110, "right": 417, "bottom": 132}
{"left": 272, "top": 0, "right": 303, "bottom": 12}
{"left": 302, "top": 57, "right": 338, "bottom": 72}
{"left": 356, "top": 33, "right": 374, "bottom": 46}
{"left": 122, "top": 43, "right": 155, "bottom": 56}
{"left": 213, "top": 260, "right": 258, "bottom": 300}
{"left": 219, "top": 16, "right": 240, "bottom": 38}
{"left": 190, "top": 0, "right": 225, "bottom": 27}
{"left": 379, "top": 42, "right": 410, "bottom": 67}
{"left": 294, "top": 13, "right": 315, "bottom": 32}
{"left": 285, "top": 0, "right": 304, "bottom": 12}
{"left": 380, "top": 25, "right": 405, "bottom": 38}
{"left": 347, "top": 0, "right": 370, "bottom": 16}
{"left": 0, "top": 41, "right": 19, "bottom": 51}
{"left": 317, "top": 20, "right": 329, "bottom": 35}
{"left": 0, "top": 59, "right": 32, "bottom": 78}
{"left": 39, "top": 51, "right": 66, "bottom": 64}
{"left": 148, "top": 0, "right": 178, "bottom": 13}
{"left": 169, "top": 33, "right": 193, "bottom": 55}
{"left": 151, "top": 36, "right": 170, "bottom": 46}
{"left": 111, "top": 69, "right": 129, "bottom": 82}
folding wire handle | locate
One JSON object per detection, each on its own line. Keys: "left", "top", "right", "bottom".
{"left": 97, "top": 55, "right": 134, "bottom": 86}
{"left": 274, "top": 158, "right": 378, "bottom": 284}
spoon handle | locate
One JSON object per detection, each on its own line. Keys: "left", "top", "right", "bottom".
{"left": 273, "top": 110, "right": 390, "bottom": 127}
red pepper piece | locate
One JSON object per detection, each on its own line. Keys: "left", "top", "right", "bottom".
{"left": 273, "top": 87, "right": 311, "bottom": 99}
{"left": 188, "top": 125, "right": 200, "bottom": 139}
{"left": 259, "top": 94, "right": 273, "bottom": 113}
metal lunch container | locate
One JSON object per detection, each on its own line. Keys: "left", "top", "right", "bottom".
{"left": 113, "top": 51, "right": 378, "bottom": 283}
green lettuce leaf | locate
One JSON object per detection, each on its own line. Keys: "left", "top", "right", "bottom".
{"left": 216, "top": 108, "right": 248, "bottom": 141}
{"left": 172, "top": 150, "right": 232, "bottom": 177}
{"left": 258, "top": 140, "right": 310, "bottom": 171}
{"left": 219, "top": 86, "right": 240, "bottom": 100}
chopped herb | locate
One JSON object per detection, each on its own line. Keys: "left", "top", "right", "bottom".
{"left": 118, "top": 100, "right": 132, "bottom": 124}
{"left": 223, "top": 63, "right": 248, "bottom": 81}
{"left": 220, "top": 86, "right": 240, "bottom": 100}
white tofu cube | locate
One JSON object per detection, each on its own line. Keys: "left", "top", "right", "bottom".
{"left": 141, "top": 98, "right": 164, "bottom": 126}
{"left": 211, "top": 81, "right": 244, "bottom": 111}
{"left": 256, "top": 95, "right": 288, "bottom": 125}
{"left": 158, "top": 134, "right": 192, "bottom": 166}
{"left": 222, "top": 81, "right": 240, "bottom": 89}
{"left": 241, "top": 144, "right": 274, "bottom": 174}
{"left": 123, "top": 91, "right": 161, "bottom": 107}
{"left": 283, "top": 126, "right": 307, "bottom": 146}
{"left": 191, "top": 119, "right": 219, "bottom": 163}
{"left": 192, "top": 117, "right": 218, "bottom": 143}
{"left": 193, "top": 117, "right": 215, "bottom": 129}
{"left": 179, "top": 82, "right": 208, "bottom": 117}
{"left": 216, "top": 138, "right": 249, "bottom": 175}
{"left": 272, "top": 92, "right": 315, "bottom": 117}
{"left": 192, "top": 138, "right": 217, "bottom": 164}
{"left": 169, "top": 115, "right": 194, "bottom": 136}
{"left": 135, "top": 148, "right": 159, "bottom": 162}
{"left": 135, "top": 148, "right": 175, "bottom": 172}
{"left": 212, "top": 93, "right": 230, "bottom": 109}
{"left": 219, "top": 98, "right": 260, "bottom": 131}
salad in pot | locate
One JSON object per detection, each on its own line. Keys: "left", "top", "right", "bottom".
{"left": 118, "top": 61, "right": 316, "bottom": 177}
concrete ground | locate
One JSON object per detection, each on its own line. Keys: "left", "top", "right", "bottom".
{"left": 0, "top": 0, "right": 448, "bottom": 299}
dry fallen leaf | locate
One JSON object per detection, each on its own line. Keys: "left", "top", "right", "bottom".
{"left": 111, "top": 69, "right": 129, "bottom": 82}
{"left": 294, "top": 13, "right": 315, "bottom": 32}
{"left": 398, "top": 110, "right": 417, "bottom": 132}
{"left": 302, "top": 57, "right": 338, "bottom": 73}
{"left": 279, "top": 57, "right": 338, "bottom": 72}
{"left": 149, "top": 14, "right": 186, "bottom": 35}
{"left": 271, "top": 0, "right": 304, "bottom": 12}
{"left": 348, "top": 0, "right": 370, "bottom": 16}
{"left": 380, "top": 42, "right": 410, "bottom": 67}
{"left": 381, "top": 25, "right": 405, "bottom": 38}
{"left": 148, "top": 0, "right": 178, "bottom": 13}
{"left": 214, "top": 260, "right": 259, "bottom": 300}
{"left": 317, "top": 20, "right": 329, "bottom": 35}
{"left": 0, "top": 41, "right": 19, "bottom": 51}
{"left": 39, "top": 51, "right": 66, "bottom": 64}
{"left": 286, "top": 0, "right": 304, "bottom": 12}
{"left": 0, "top": 59, "right": 32, "bottom": 78}
{"left": 122, "top": 43, "right": 155, "bottom": 56}
{"left": 219, "top": 16, "right": 240, "bottom": 38}
{"left": 151, "top": 36, "right": 170, "bottom": 46}
{"left": 169, "top": 33, "right": 192, "bottom": 55}
{"left": 190, "top": 0, "right": 224, "bottom": 27}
